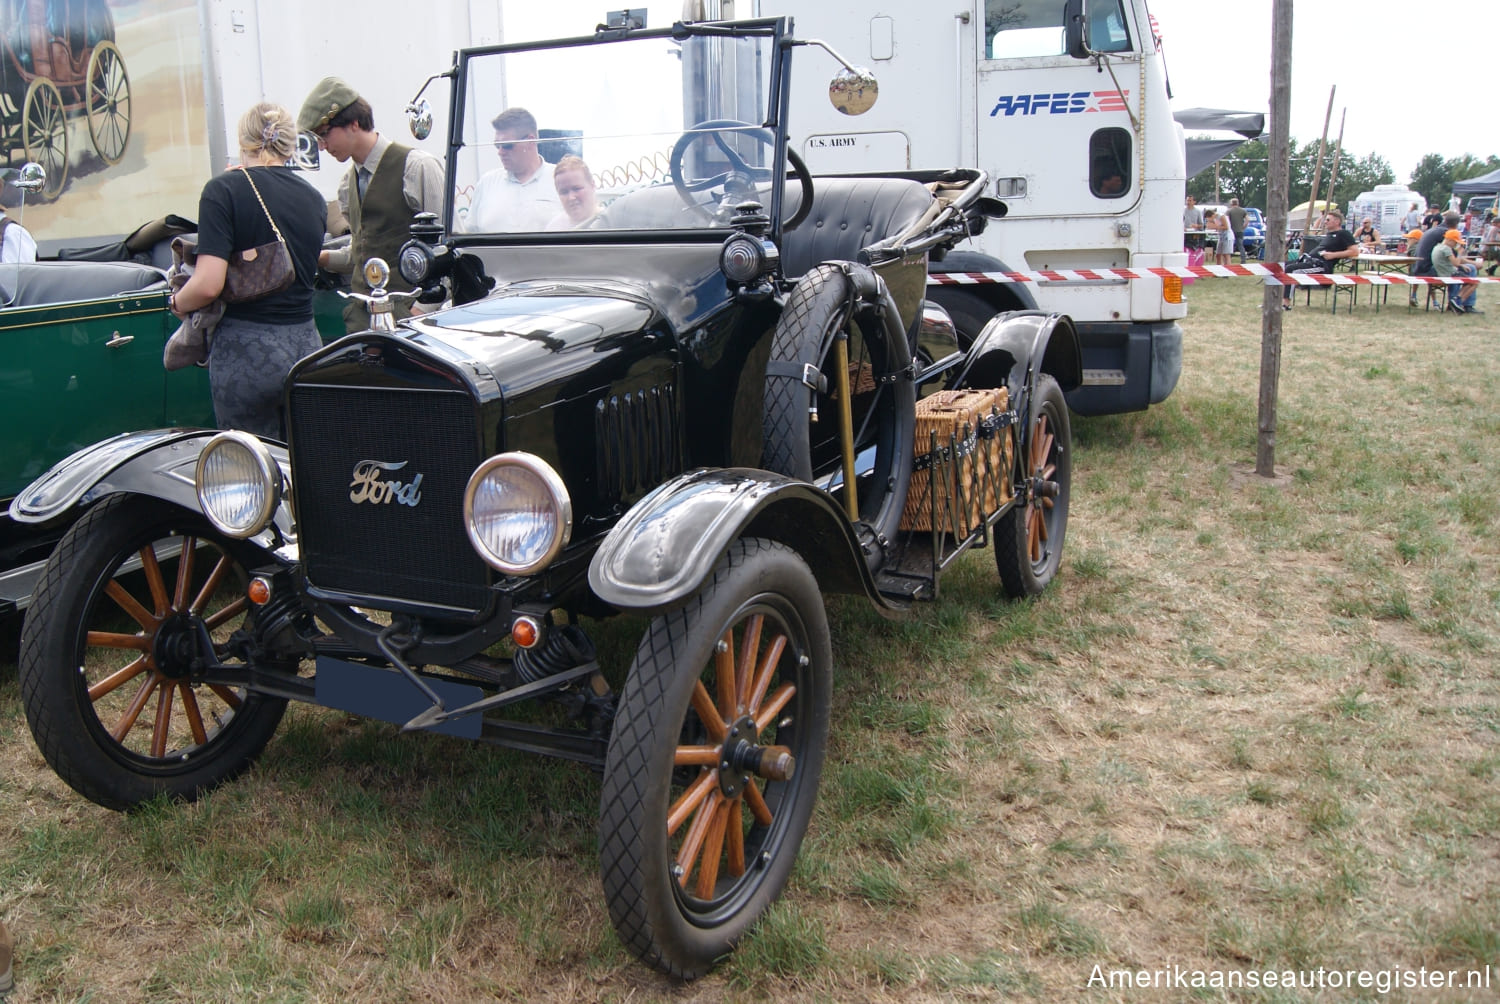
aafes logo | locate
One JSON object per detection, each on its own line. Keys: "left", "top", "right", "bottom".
{"left": 989, "top": 90, "right": 1130, "bottom": 117}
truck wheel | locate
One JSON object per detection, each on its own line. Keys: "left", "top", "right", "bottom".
{"left": 600, "top": 537, "right": 831, "bottom": 978}
{"left": 18, "top": 494, "right": 288, "bottom": 811}
{"left": 763, "top": 264, "right": 914, "bottom": 555}
{"left": 926, "top": 285, "right": 1016, "bottom": 349}
{"left": 996, "top": 374, "right": 1071, "bottom": 597}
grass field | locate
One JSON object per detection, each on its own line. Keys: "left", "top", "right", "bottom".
{"left": 2, "top": 275, "right": 1497, "bottom": 1001}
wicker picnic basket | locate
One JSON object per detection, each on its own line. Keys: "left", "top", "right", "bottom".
{"left": 900, "top": 388, "right": 1012, "bottom": 536}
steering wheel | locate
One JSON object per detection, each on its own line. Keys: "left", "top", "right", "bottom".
{"left": 669, "top": 119, "right": 814, "bottom": 231}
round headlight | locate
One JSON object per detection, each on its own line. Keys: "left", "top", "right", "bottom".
{"left": 195, "top": 432, "right": 282, "bottom": 538}
{"left": 464, "top": 453, "right": 572, "bottom": 575}
{"left": 720, "top": 234, "right": 776, "bottom": 283}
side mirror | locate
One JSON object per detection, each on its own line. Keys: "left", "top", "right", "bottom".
{"left": 407, "top": 99, "right": 433, "bottom": 141}
{"left": 829, "top": 66, "right": 878, "bottom": 116}
{"left": 15, "top": 162, "right": 46, "bottom": 193}
{"left": 1063, "top": 0, "right": 1089, "bottom": 59}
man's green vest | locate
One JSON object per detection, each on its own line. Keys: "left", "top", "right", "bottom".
{"left": 344, "top": 141, "right": 417, "bottom": 331}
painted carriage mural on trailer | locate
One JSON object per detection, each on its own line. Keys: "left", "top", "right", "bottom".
{"left": 1, "top": 0, "right": 132, "bottom": 200}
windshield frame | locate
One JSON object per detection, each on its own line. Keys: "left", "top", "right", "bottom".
{"left": 443, "top": 17, "right": 794, "bottom": 248}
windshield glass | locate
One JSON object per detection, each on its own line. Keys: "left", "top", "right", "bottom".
{"left": 450, "top": 26, "right": 781, "bottom": 236}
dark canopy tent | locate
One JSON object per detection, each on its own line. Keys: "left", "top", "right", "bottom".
{"left": 1174, "top": 107, "right": 1267, "bottom": 177}
{"left": 1452, "top": 168, "right": 1500, "bottom": 195}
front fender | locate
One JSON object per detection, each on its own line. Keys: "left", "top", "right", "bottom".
{"left": 9, "top": 428, "right": 293, "bottom": 546}
{"left": 588, "top": 467, "right": 894, "bottom": 615}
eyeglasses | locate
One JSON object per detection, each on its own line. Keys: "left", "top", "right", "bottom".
{"left": 494, "top": 136, "right": 534, "bottom": 152}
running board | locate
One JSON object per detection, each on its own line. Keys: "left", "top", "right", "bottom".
{"left": 0, "top": 558, "right": 44, "bottom": 617}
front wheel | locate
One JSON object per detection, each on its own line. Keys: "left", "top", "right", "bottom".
{"left": 996, "top": 373, "right": 1071, "bottom": 597}
{"left": 21, "top": 76, "right": 67, "bottom": 200}
{"left": 17, "top": 494, "right": 289, "bottom": 810}
{"left": 599, "top": 538, "right": 832, "bottom": 978}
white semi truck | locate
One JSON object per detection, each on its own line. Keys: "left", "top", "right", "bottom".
{"left": 726, "top": 0, "right": 1189, "bottom": 415}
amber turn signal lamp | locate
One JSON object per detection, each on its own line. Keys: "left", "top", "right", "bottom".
{"left": 1162, "top": 274, "right": 1183, "bottom": 304}
{"left": 247, "top": 577, "right": 272, "bottom": 606}
{"left": 511, "top": 615, "right": 542, "bottom": 649}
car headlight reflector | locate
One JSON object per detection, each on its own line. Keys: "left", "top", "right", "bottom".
{"left": 195, "top": 432, "right": 282, "bottom": 538}
{"left": 464, "top": 453, "right": 572, "bottom": 575}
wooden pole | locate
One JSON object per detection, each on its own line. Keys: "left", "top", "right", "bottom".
{"left": 1324, "top": 109, "right": 1346, "bottom": 215}
{"left": 1301, "top": 85, "right": 1335, "bottom": 235}
{"left": 1259, "top": 0, "right": 1293, "bottom": 478}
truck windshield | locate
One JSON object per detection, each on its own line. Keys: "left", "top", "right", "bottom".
{"left": 985, "top": 0, "right": 1131, "bottom": 59}
{"left": 450, "top": 29, "right": 778, "bottom": 235}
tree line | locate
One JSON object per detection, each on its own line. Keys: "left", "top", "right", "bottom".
{"left": 1187, "top": 138, "right": 1500, "bottom": 211}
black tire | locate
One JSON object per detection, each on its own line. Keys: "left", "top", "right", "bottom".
{"left": 996, "top": 373, "right": 1071, "bottom": 597}
{"left": 763, "top": 264, "right": 915, "bottom": 556}
{"left": 599, "top": 538, "right": 832, "bottom": 978}
{"left": 18, "top": 494, "right": 288, "bottom": 811}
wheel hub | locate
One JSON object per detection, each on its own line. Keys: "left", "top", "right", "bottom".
{"left": 151, "top": 614, "right": 201, "bottom": 679}
{"left": 717, "top": 715, "right": 795, "bottom": 798}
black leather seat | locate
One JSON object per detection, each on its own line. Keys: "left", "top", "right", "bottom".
{"left": 779, "top": 177, "right": 935, "bottom": 278}
{"left": 0, "top": 261, "right": 169, "bottom": 309}
{"left": 596, "top": 176, "right": 937, "bottom": 278}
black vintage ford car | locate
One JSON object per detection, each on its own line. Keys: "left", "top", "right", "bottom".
{"left": 11, "top": 14, "right": 1081, "bottom": 977}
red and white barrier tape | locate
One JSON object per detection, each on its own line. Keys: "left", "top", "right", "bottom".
{"left": 928, "top": 264, "right": 1498, "bottom": 287}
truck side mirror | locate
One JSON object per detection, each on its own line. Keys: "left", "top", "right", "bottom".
{"left": 1063, "top": 0, "right": 1089, "bottom": 59}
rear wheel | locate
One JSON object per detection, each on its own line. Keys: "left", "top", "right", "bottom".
{"left": 18, "top": 494, "right": 288, "bottom": 810}
{"left": 85, "top": 41, "right": 131, "bottom": 165}
{"left": 600, "top": 538, "right": 831, "bottom": 978}
{"left": 996, "top": 374, "right": 1070, "bottom": 597}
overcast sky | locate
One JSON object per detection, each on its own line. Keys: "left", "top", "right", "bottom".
{"left": 1145, "top": 0, "right": 1497, "bottom": 186}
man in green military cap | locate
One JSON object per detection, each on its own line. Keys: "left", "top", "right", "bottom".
{"left": 299, "top": 76, "right": 444, "bottom": 331}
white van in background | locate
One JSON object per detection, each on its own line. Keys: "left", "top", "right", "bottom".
{"left": 1350, "top": 184, "right": 1426, "bottom": 240}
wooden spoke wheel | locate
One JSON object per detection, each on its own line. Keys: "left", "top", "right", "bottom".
{"left": 996, "top": 373, "right": 1071, "bottom": 597}
{"left": 17, "top": 495, "right": 288, "bottom": 811}
{"left": 21, "top": 76, "right": 68, "bottom": 199}
{"left": 85, "top": 41, "right": 131, "bottom": 165}
{"left": 600, "top": 538, "right": 831, "bottom": 978}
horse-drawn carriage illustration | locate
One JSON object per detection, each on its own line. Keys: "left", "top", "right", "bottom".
{"left": 1, "top": 0, "right": 132, "bottom": 200}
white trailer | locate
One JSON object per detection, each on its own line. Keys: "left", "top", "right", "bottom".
{"left": 714, "top": 0, "right": 1186, "bottom": 415}
{"left": 22, "top": 0, "right": 496, "bottom": 253}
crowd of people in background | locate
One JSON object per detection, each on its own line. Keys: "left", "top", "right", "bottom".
{"left": 1189, "top": 191, "right": 1494, "bottom": 315}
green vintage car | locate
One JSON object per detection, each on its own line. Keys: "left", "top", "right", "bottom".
{"left": 0, "top": 243, "right": 345, "bottom": 617}
{"left": 0, "top": 258, "right": 213, "bottom": 615}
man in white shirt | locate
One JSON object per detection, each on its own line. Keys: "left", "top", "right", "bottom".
{"left": 0, "top": 209, "right": 38, "bottom": 263}
{"left": 462, "top": 107, "right": 561, "bottom": 233}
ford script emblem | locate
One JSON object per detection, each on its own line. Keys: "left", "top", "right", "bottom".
{"left": 349, "top": 460, "right": 424, "bottom": 507}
